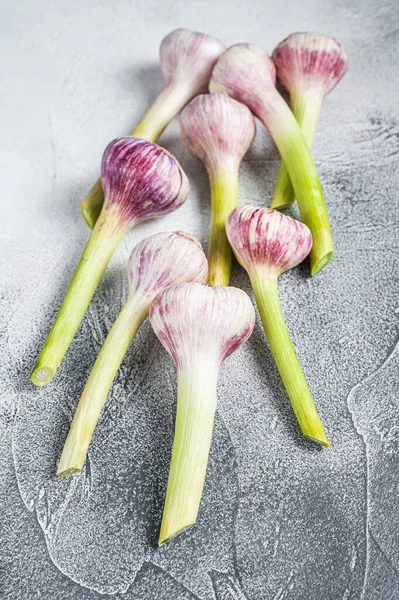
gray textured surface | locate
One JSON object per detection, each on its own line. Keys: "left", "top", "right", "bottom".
{"left": 1, "top": 0, "right": 399, "bottom": 598}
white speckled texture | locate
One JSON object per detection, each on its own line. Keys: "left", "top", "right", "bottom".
{"left": 1, "top": 0, "right": 399, "bottom": 598}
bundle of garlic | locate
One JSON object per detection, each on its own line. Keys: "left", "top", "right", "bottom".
{"left": 31, "top": 27, "right": 347, "bottom": 545}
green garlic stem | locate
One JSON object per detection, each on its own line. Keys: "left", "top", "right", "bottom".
{"left": 260, "top": 90, "right": 333, "bottom": 276}
{"left": 80, "top": 83, "right": 191, "bottom": 229}
{"left": 57, "top": 295, "right": 149, "bottom": 477}
{"left": 133, "top": 83, "right": 190, "bottom": 140}
{"left": 251, "top": 273, "right": 329, "bottom": 447}
{"left": 206, "top": 169, "right": 239, "bottom": 286}
{"left": 270, "top": 91, "right": 323, "bottom": 211}
{"left": 30, "top": 209, "right": 124, "bottom": 386}
{"left": 159, "top": 362, "right": 219, "bottom": 545}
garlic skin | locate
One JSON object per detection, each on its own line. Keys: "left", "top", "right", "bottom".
{"left": 180, "top": 93, "right": 255, "bottom": 171}
{"left": 149, "top": 283, "right": 255, "bottom": 544}
{"left": 272, "top": 32, "right": 348, "bottom": 98}
{"left": 226, "top": 205, "right": 312, "bottom": 277}
{"left": 57, "top": 231, "right": 208, "bottom": 478}
{"left": 150, "top": 283, "right": 255, "bottom": 369}
{"left": 101, "top": 137, "right": 189, "bottom": 230}
{"left": 209, "top": 44, "right": 276, "bottom": 116}
{"left": 160, "top": 28, "right": 226, "bottom": 94}
{"left": 127, "top": 232, "right": 208, "bottom": 305}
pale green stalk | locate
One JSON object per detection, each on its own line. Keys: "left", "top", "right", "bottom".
{"left": 271, "top": 90, "right": 323, "bottom": 210}
{"left": 30, "top": 209, "right": 124, "bottom": 386}
{"left": 206, "top": 169, "right": 238, "bottom": 286}
{"left": 251, "top": 273, "right": 329, "bottom": 446}
{"left": 80, "top": 84, "right": 191, "bottom": 229}
{"left": 133, "top": 83, "right": 189, "bottom": 140}
{"left": 259, "top": 92, "right": 332, "bottom": 276}
{"left": 57, "top": 296, "right": 149, "bottom": 477}
{"left": 159, "top": 361, "right": 219, "bottom": 545}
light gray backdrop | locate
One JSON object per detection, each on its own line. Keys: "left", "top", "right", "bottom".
{"left": 1, "top": 0, "right": 399, "bottom": 598}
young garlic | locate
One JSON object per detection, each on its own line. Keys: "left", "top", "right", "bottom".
{"left": 81, "top": 28, "right": 226, "bottom": 229}
{"left": 180, "top": 93, "right": 255, "bottom": 285}
{"left": 226, "top": 205, "right": 329, "bottom": 447}
{"left": 31, "top": 138, "right": 189, "bottom": 386}
{"left": 271, "top": 32, "right": 348, "bottom": 210}
{"left": 57, "top": 231, "right": 208, "bottom": 477}
{"left": 209, "top": 44, "right": 333, "bottom": 276}
{"left": 149, "top": 283, "right": 255, "bottom": 544}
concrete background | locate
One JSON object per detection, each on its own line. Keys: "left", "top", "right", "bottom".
{"left": 1, "top": 0, "right": 399, "bottom": 598}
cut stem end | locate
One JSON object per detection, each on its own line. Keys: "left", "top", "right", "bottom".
{"left": 158, "top": 522, "right": 196, "bottom": 546}
{"left": 57, "top": 466, "right": 82, "bottom": 478}
{"left": 80, "top": 178, "right": 105, "bottom": 229}
{"left": 269, "top": 199, "right": 293, "bottom": 211}
{"left": 81, "top": 203, "right": 101, "bottom": 230}
{"left": 305, "top": 434, "right": 330, "bottom": 448}
{"left": 30, "top": 367, "right": 54, "bottom": 387}
{"left": 310, "top": 250, "right": 333, "bottom": 276}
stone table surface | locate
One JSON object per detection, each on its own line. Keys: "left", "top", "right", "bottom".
{"left": 1, "top": 0, "right": 399, "bottom": 598}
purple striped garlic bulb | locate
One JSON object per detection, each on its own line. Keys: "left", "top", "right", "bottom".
{"left": 273, "top": 32, "right": 348, "bottom": 99}
{"left": 127, "top": 232, "right": 208, "bottom": 304}
{"left": 81, "top": 28, "right": 226, "bottom": 230}
{"left": 149, "top": 283, "right": 255, "bottom": 544}
{"left": 271, "top": 33, "right": 348, "bottom": 210}
{"left": 180, "top": 93, "right": 255, "bottom": 285}
{"left": 226, "top": 205, "right": 329, "bottom": 447}
{"left": 226, "top": 205, "right": 312, "bottom": 277}
{"left": 101, "top": 137, "right": 189, "bottom": 230}
{"left": 57, "top": 232, "right": 208, "bottom": 478}
{"left": 31, "top": 138, "right": 189, "bottom": 387}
